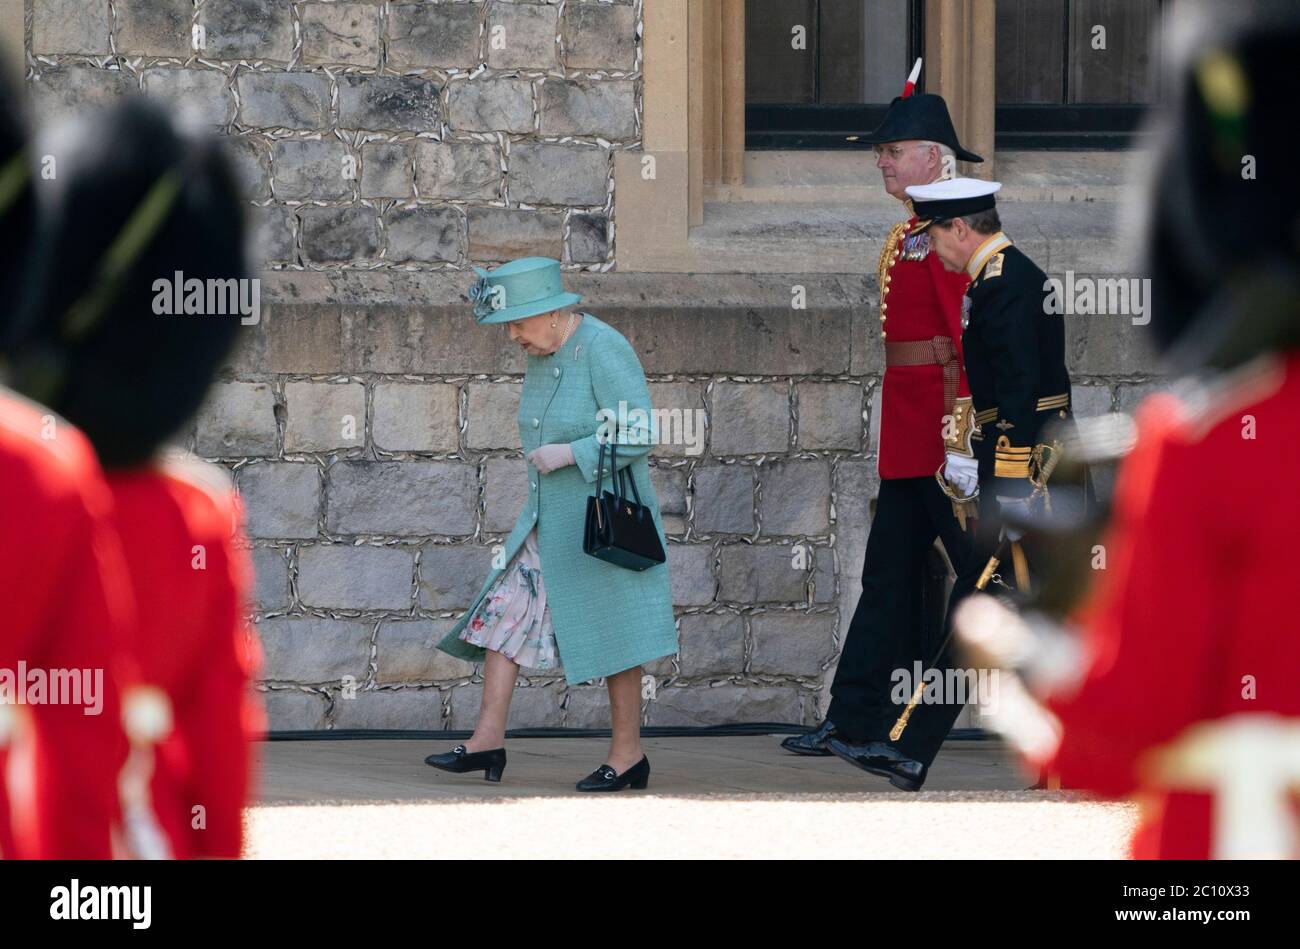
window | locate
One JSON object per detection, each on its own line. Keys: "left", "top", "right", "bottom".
{"left": 744, "top": 0, "right": 923, "bottom": 149}
{"left": 996, "top": 0, "right": 1165, "bottom": 148}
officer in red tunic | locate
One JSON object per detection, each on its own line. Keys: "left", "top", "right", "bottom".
{"left": 956, "top": 0, "right": 1300, "bottom": 858}
{"left": 5, "top": 100, "right": 264, "bottom": 858}
{"left": 781, "top": 64, "right": 981, "bottom": 791}
{"left": 0, "top": 75, "right": 133, "bottom": 859}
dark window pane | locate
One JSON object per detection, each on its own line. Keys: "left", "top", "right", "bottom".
{"left": 745, "top": 0, "right": 818, "bottom": 104}
{"left": 1068, "top": 0, "right": 1159, "bottom": 104}
{"left": 818, "top": 0, "right": 909, "bottom": 104}
{"left": 996, "top": 0, "right": 1066, "bottom": 104}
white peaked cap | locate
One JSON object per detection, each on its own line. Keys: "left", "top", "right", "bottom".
{"left": 904, "top": 178, "right": 1002, "bottom": 202}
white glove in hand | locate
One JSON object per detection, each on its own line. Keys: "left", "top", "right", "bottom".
{"left": 944, "top": 452, "right": 980, "bottom": 497}
{"left": 996, "top": 495, "right": 1033, "bottom": 543}
{"left": 527, "top": 443, "right": 576, "bottom": 474}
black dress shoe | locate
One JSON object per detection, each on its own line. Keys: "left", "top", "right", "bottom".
{"left": 575, "top": 756, "right": 649, "bottom": 792}
{"left": 424, "top": 745, "right": 506, "bottom": 782}
{"left": 826, "top": 737, "right": 927, "bottom": 791}
{"left": 780, "top": 720, "right": 837, "bottom": 756}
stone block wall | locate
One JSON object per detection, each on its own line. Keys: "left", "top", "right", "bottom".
{"left": 21, "top": 3, "right": 1167, "bottom": 734}
{"left": 25, "top": 0, "right": 641, "bottom": 271}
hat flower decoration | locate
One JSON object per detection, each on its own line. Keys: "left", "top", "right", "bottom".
{"left": 468, "top": 274, "right": 507, "bottom": 320}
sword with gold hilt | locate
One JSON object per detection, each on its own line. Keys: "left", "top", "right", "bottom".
{"left": 892, "top": 440, "right": 1062, "bottom": 742}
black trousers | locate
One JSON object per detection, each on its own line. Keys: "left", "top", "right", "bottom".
{"left": 827, "top": 476, "right": 977, "bottom": 758}
{"left": 890, "top": 486, "right": 1005, "bottom": 766}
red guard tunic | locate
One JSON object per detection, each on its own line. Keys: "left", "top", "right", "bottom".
{"left": 877, "top": 207, "right": 972, "bottom": 479}
{"left": 0, "top": 390, "right": 133, "bottom": 859}
{"left": 107, "top": 456, "right": 264, "bottom": 859}
{"left": 1036, "top": 351, "right": 1300, "bottom": 858}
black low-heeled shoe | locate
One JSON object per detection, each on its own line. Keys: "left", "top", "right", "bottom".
{"left": 780, "top": 719, "right": 837, "bottom": 756}
{"left": 575, "top": 755, "right": 650, "bottom": 792}
{"left": 424, "top": 744, "right": 506, "bottom": 782}
{"left": 826, "top": 737, "right": 927, "bottom": 792}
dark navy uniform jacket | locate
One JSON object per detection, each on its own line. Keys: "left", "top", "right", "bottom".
{"left": 961, "top": 237, "right": 1073, "bottom": 497}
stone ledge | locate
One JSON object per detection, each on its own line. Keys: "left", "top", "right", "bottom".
{"left": 229, "top": 270, "right": 1158, "bottom": 379}
{"left": 688, "top": 199, "right": 1130, "bottom": 274}
{"left": 708, "top": 150, "right": 1140, "bottom": 205}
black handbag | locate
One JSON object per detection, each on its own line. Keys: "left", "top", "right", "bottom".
{"left": 583, "top": 441, "right": 666, "bottom": 571}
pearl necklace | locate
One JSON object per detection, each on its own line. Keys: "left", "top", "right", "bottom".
{"left": 555, "top": 311, "right": 578, "bottom": 351}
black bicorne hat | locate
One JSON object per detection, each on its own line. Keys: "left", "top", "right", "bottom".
{"left": 858, "top": 93, "right": 984, "bottom": 164}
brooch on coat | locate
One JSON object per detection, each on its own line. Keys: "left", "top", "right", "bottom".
{"left": 960, "top": 295, "right": 972, "bottom": 329}
{"left": 468, "top": 276, "right": 507, "bottom": 319}
{"left": 900, "top": 231, "right": 931, "bottom": 261}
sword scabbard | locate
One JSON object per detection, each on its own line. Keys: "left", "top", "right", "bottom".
{"left": 889, "top": 681, "right": 928, "bottom": 741}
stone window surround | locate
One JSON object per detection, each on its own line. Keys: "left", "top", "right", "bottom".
{"left": 614, "top": 0, "right": 995, "bottom": 273}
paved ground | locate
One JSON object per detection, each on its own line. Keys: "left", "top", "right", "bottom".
{"left": 245, "top": 736, "right": 1137, "bottom": 858}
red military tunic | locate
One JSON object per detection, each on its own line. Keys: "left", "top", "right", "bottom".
{"left": 877, "top": 206, "right": 972, "bottom": 479}
{"left": 108, "top": 456, "right": 264, "bottom": 859}
{"left": 0, "top": 389, "right": 133, "bottom": 859}
{"left": 1035, "top": 350, "right": 1300, "bottom": 858}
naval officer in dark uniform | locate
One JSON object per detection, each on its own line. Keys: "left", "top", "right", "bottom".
{"left": 828, "top": 178, "right": 1075, "bottom": 784}
{"left": 914, "top": 178, "right": 1072, "bottom": 507}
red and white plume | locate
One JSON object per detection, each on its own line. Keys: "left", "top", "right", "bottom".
{"left": 902, "top": 58, "right": 922, "bottom": 98}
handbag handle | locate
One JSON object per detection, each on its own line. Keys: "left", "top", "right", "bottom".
{"left": 594, "top": 439, "right": 608, "bottom": 499}
{"left": 594, "top": 439, "right": 627, "bottom": 501}
{"left": 610, "top": 441, "right": 648, "bottom": 520}
{"left": 594, "top": 439, "right": 646, "bottom": 509}
{"left": 617, "top": 460, "right": 644, "bottom": 511}
{"left": 603, "top": 440, "right": 626, "bottom": 504}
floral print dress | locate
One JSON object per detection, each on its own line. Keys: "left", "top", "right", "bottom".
{"left": 458, "top": 527, "right": 560, "bottom": 671}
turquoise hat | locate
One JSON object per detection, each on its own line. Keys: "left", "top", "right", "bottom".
{"left": 468, "top": 256, "right": 583, "bottom": 324}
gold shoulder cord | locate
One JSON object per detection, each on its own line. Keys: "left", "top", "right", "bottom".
{"left": 878, "top": 220, "right": 907, "bottom": 287}
{"left": 878, "top": 220, "right": 907, "bottom": 340}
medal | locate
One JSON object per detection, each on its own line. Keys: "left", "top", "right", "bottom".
{"left": 900, "top": 230, "right": 931, "bottom": 261}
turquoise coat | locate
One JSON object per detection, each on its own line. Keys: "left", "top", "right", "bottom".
{"left": 437, "top": 314, "right": 678, "bottom": 684}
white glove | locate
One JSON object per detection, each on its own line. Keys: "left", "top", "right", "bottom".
{"left": 527, "top": 443, "right": 575, "bottom": 474}
{"left": 944, "top": 452, "right": 980, "bottom": 497}
{"left": 996, "top": 495, "right": 1033, "bottom": 543}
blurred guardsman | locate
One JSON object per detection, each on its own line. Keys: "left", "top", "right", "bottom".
{"left": 829, "top": 177, "right": 1074, "bottom": 781}
{"left": 783, "top": 62, "right": 979, "bottom": 791}
{"left": 0, "top": 64, "right": 133, "bottom": 860}
{"left": 6, "top": 100, "right": 264, "bottom": 858}
{"left": 958, "top": 0, "right": 1300, "bottom": 859}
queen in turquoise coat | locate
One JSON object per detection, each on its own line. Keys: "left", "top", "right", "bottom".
{"left": 425, "top": 257, "right": 677, "bottom": 792}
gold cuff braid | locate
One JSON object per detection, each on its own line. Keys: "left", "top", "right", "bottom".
{"left": 945, "top": 396, "right": 975, "bottom": 457}
{"left": 994, "top": 435, "right": 1033, "bottom": 479}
